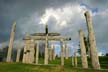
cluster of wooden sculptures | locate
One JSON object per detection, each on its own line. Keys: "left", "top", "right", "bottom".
{"left": 5, "top": 10, "right": 101, "bottom": 70}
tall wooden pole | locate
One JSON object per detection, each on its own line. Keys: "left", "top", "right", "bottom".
{"left": 49, "top": 44, "right": 52, "bottom": 61}
{"left": 22, "top": 39, "right": 28, "bottom": 63}
{"left": 60, "top": 39, "right": 64, "bottom": 66}
{"left": 44, "top": 33, "right": 48, "bottom": 65}
{"left": 65, "top": 44, "right": 69, "bottom": 59}
{"left": 74, "top": 49, "right": 77, "bottom": 67}
{"left": 84, "top": 10, "right": 100, "bottom": 69}
{"left": 29, "top": 39, "right": 35, "bottom": 63}
{"left": 26, "top": 40, "right": 31, "bottom": 63}
{"left": 72, "top": 55, "right": 74, "bottom": 66}
{"left": 72, "top": 48, "right": 75, "bottom": 66}
{"left": 36, "top": 42, "right": 39, "bottom": 64}
{"left": 16, "top": 40, "right": 21, "bottom": 62}
{"left": 79, "top": 29, "right": 88, "bottom": 68}
{"left": 72, "top": 48, "right": 77, "bottom": 67}
{"left": 6, "top": 21, "right": 16, "bottom": 62}
{"left": 22, "top": 39, "right": 30, "bottom": 63}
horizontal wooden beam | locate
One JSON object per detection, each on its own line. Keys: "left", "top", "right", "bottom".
{"left": 31, "top": 33, "right": 60, "bottom": 36}
{"left": 23, "top": 36, "right": 71, "bottom": 41}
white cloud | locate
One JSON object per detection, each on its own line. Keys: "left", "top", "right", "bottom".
{"left": 39, "top": 4, "right": 86, "bottom": 31}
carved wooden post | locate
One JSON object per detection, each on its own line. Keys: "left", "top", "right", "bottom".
{"left": 44, "top": 33, "right": 48, "bottom": 65}
{"left": 72, "top": 48, "right": 75, "bottom": 66}
{"left": 72, "top": 49, "right": 77, "bottom": 67}
{"left": 74, "top": 49, "right": 77, "bottom": 67}
{"left": 16, "top": 40, "right": 21, "bottom": 62}
{"left": 26, "top": 40, "right": 31, "bottom": 63}
{"left": 36, "top": 42, "right": 39, "bottom": 64}
{"left": 60, "top": 39, "right": 64, "bottom": 66}
{"left": 85, "top": 10, "right": 100, "bottom": 69}
{"left": 79, "top": 29, "right": 88, "bottom": 68}
{"left": 29, "top": 39, "right": 35, "bottom": 63}
{"left": 72, "top": 55, "right": 74, "bottom": 66}
{"left": 49, "top": 44, "right": 52, "bottom": 61}
{"left": 65, "top": 44, "right": 69, "bottom": 59}
{"left": 23, "top": 39, "right": 31, "bottom": 63}
{"left": 6, "top": 21, "right": 16, "bottom": 62}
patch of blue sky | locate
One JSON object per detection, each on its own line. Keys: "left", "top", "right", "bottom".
{"left": 97, "top": 46, "right": 108, "bottom": 55}
{"left": 80, "top": 3, "right": 99, "bottom": 13}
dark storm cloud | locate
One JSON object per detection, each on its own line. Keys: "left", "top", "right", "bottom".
{"left": 92, "top": 14, "right": 108, "bottom": 43}
{"left": 0, "top": 0, "right": 80, "bottom": 43}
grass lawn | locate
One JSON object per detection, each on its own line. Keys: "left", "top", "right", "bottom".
{"left": 0, "top": 63, "right": 108, "bottom": 72}
{"left": 0, "top": 56, "right": 108, "bottom": 72}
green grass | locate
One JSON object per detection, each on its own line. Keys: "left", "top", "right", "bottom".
{"left": 48, "top": 56, "right": 108, "bottom": 69}
{"left": 99, "top": 56, "right": 108, "bottom": 69}
{"left": 0, "top": 62, "right": 108, "bottom": 72}
{"left": 0, "top": 56, "right": 108, "bottom": 72}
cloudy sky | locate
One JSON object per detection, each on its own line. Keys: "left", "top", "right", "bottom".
{"left": 0, "top": 0, "right": 108, "bottom": 55}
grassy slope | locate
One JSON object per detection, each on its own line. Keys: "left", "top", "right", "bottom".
{"left": 0, "top": 63, "right": 108, "bottom": 72}
{"left": 48, "top": 56, "right": 108, "bottom": 69}
{"left": 0, "top": 56, "right": 108, "bottom": 72}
